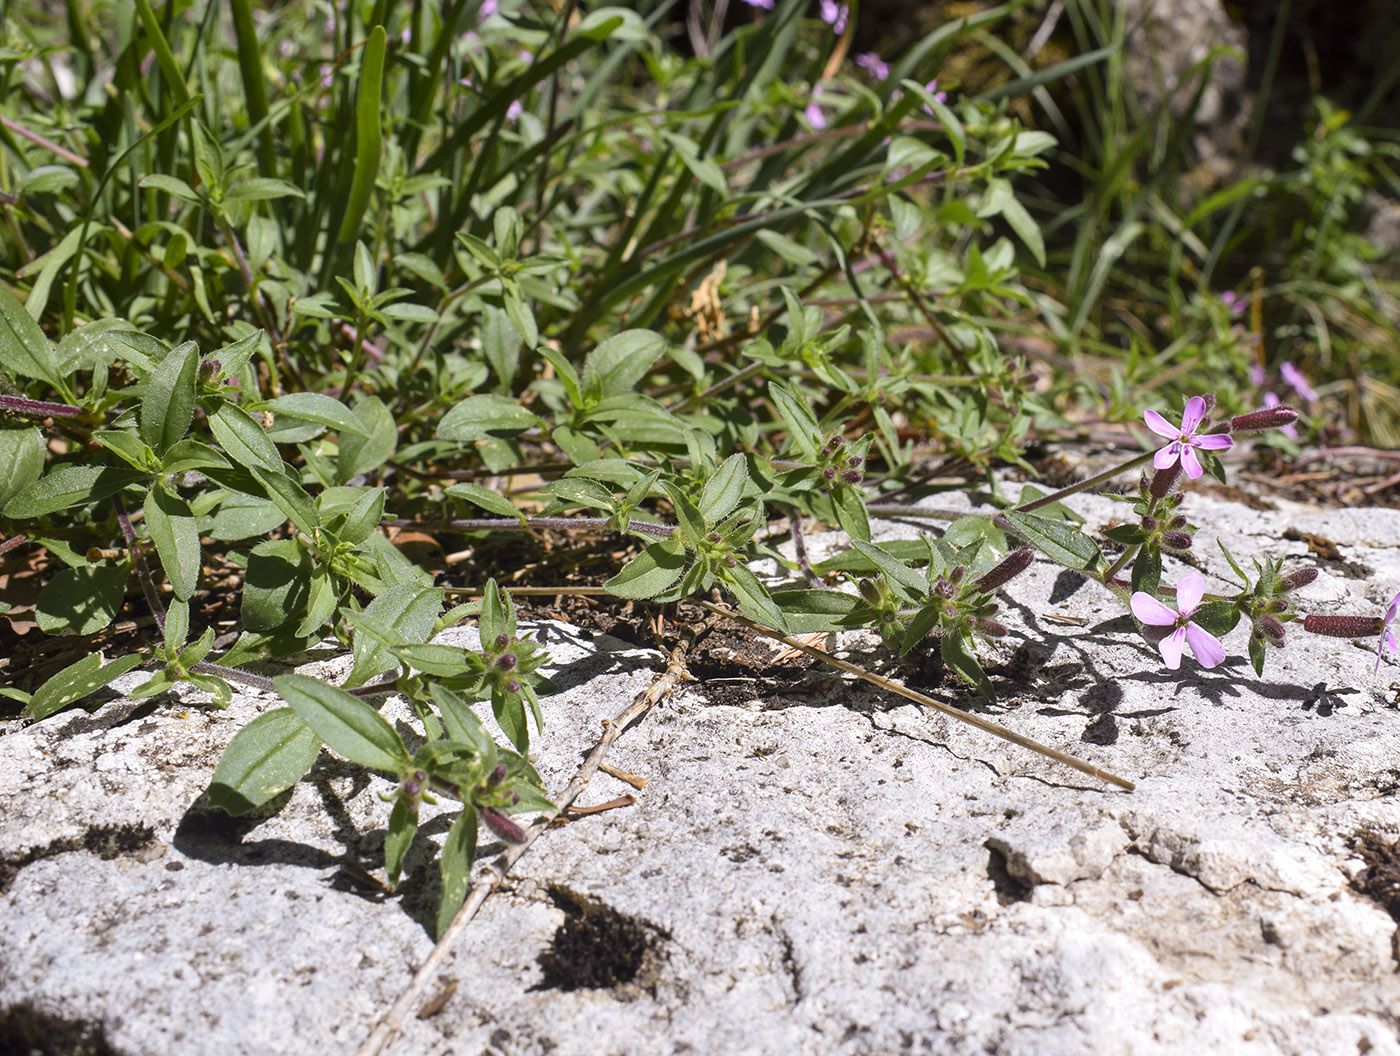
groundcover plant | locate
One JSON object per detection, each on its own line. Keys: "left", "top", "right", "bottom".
{"left": 1, "top": 0, "right": 1396, "bottom": 937}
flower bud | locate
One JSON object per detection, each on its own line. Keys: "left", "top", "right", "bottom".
{"left": 823, "top": 467, "right": 836, "bottom": 480}
{"left": 1230, "top": 406, "right": 1298, "bottom": 433}
{"left": 934, "top": 579, "right": 956, "bottom": 598}
{"left": 480, "top": 808, "right": 527, "bottom": 844}
{"left": 496, "top": 652, "right": 518, "bottom": 671}
{"left": 972, "top": 548, "right": 1034, "bottom": 593}
{"left": 489, "top": 764, "right": 507, "bottom": 786}
{"left": 1169, "top": 516, "right": 1187, "bottom": 529}
{"left": 1257, "top": 614, "right": 1287, "bottom": 645}
{"left": 708, "top": 531, "right": 721, "bottom": 543}
{"left": 846, "top": 455, "right": 863, "bottom": 467}
{"left": 1281, "top": 567, "right": 1318, "bottom": 591}
{"left": 974, "top": 617, "right": 1009, "bottom": 637}
{"left": 504, "top": 677, "right": 521, "bottom": 693}
{"left": 1141, "top": 515, "right": 1158, "bottom": 531}
{"left": 493, "top": 634, "right": 510, "bottom": 651}
{"left": 1149, "top": 461, "right": 1183, "bottom": 499}
{"left": 828, "top": 434, "right": 844, "bottom": 449}
{"left": 1163, "top": 531, "right": 1193, "bottom": 551}
{"left": 858, "top": 578, "right": 882, "bottom": 605}
{"left": 840, "top": 469, "right": 862, "bottom": 483}
{"left": 723, "top": 554, "right": 736, "bottom": 567}
{"left": 1302, "top": 614, "right": 1382, "bottom": 638}
{"left": 1199, "top": 392, "right": 1216, "bottom": 415}
{"left": 401, "top": 778, "right": 421, "bottom": 798}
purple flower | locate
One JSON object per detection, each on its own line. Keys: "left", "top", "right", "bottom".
{"left": 739, "top": 0, "right": 775, "bottom": 7}
{"left": 1248, "top": 362, "right": 1266, "bottom": 387}
{"left": 819, "top": 0, "right": 849, "bottom": 33}
{"left": 855, "top": 52, "right": 889, "bottom": 81}
{"left": 1220, "top": 290, "right": 1246, "bottom": 317}
{"left": 805, "top": 84, "right": 827, "bottom": 129}
{"left": 1143, "top": 395, "right": 1234, "bottom": 479}
{"left": 1263, "top": 392, "right": 1300, "bottom": 439}
{"left": 480, "top": 0, "right": 498, "bottom": 15}
{"left": 1376, "top": 591, "right": 1400, "bottom": 674}
{"left": 505, "top": 99, "right": 523, "bottom": 123}
{"left": 1280, "top": 361, "right": 1318, "bottom": 403}
{"left": 1131, "top": 571, "right": 1227, "bottom": 670}
{"left": 922, "top": 79, "right": 949, "bottom": 116}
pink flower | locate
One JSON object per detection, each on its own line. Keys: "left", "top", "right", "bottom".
{"left": 805, "top": 83, "right": 827, "bottom": 128}
{"left": 855, "top": 52, "right": 889, "bottom": 81}
{"left": 480, "top": 0, "right": 498, "bottom": 15}
{"left": 1131, "top": 571, "right": 1227, "bottom": 670}
{"left": 1376, "top": 592, "right": 1400, "bottom": 674}
{"left": 739, "top": 0, "right": 775, "bottom": 7}
{"left": 819, "top": 0, "right": 848, "bottom": 33}
{"left": 1263, "top": 392, "right": 1300, "bottom": 439}
{"left": 1220, "top": 290, "right": 1245, "bottom": 317}
{"left": 922, "top": 79, "right": 949, "bottom": 116}
{"left": 505, "top": 99, "right": 523, "bottom": 123}
{"left": 1248, "top": 362, "right": 1266, "bottom": 387}
{"left": 1143, "top": 395, "right": 1234, "bottom": 479}
{"left": 1280, "top": 361, "right": 1318, "bottom": 403}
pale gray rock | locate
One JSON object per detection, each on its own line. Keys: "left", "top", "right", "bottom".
{"left": 2, "top": 477, "right": 1399, "bottom": 1055}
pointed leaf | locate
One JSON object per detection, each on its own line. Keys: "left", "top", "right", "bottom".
{"left": 274, "top": 673, "right": 409, "bottom": 772}
{"left": 24, "top": 652, "right": 144, "bottom": 721}
{"left": 140, "top": 342, "right": 199, "bottom": 454}
{"left": 436, "top": 807, "right": 478, "bottom": 939}
{"left": 207, "top": 708, "right": 322, "bottom": 814}
{"left": 604, "top": 539, "right": 686, "bottom": 599}
{"left": 144, "top": 484, "right": 201, "bottom": 601}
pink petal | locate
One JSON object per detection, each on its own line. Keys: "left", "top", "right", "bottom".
{"left": 1158, "top": 627, "right": 1186, "bottom": 670}
{"left": 1185, "top": 622, "right": 1226, "bottom": 668}
{"left": 1175, "top": 571, "right": 1206, "bottom": 613}
{"left": 1195, "top": 432, "right": 1234, "bottom": 450}
{"left": 1377, "top": 629, "right": 1398, "bottom": 674}
{"left": 1384, "top": 592, "right": 1400, "bottom": 625}
{"left": 1143, "top": 409, "right": 1178, "bottom": 439}
{"left": 1153, "top": 443, "right": 1181, "bottom": 470}
{"left": 1180, "top": 395, "right": 1206, "bottom": 434}
{"left": 1131, "top": 592, "right": 1178, "bottom": 627}
{"left": 1180, "top": 444, "right": 1204, "bottom": 479}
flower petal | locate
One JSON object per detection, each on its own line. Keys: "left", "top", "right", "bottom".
{"left": 1143, "top": 410, "right": 1178, "bottom": 439}
{"left": 1185, "top": 622, "right": 1226, "bottom": 668}
{"left": 1131, "top": 592, "right": 1179, "bottom": 627}
{"left": 1180, "top": 395, "right": 1206, "bottom": 434}
{"left": 1175, "top": 571, "right": 1206, "bottom": 613}
{"left": 1195, "top": 432, "right": 1235, "bottom": 450}
{"left": 1384, "top": 591, "right": 1400, "bottom": 626}
{"left": 1180, "top": 444, "right": 1203, "bottom": 479}
{"left": 1153, "top": 443, "right": 1181, "bottom": 470}
{"left": 1377, "top": 629, "right": 1400, "bottom": 673}
{"left": 1158, "top": 627, "right": 1186, "bottom": 669}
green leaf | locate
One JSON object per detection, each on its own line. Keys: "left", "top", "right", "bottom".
{"left": 1131, "top": 547, "right": 1161, "bottom": 597}
{"left": 768, "top": 382, "right": 822, "bottom": 459}
{"left": 36, "top": 561, "right": 130, "bottom": 635}
{"left": 140, "top": 342, "right": 199, "bottom": 454}
{"left": 265, "top": 393, "right": 369, "bottom": 436}
{"left": 332, "top": 487, "right": 385, "bottom": 545}
{"left": 768, "top": 589, "right": 861, "bottom": 633}
{"left": 224, "top": 178, "right": 306, "bottom": 202}
{"left": 336, "top": 396, "right": 397, "bottom": 484}
{"left": 941, "top": 633, "right": 995, "bottom": 702}
{"left": 605, "top": 539, "right": 686, "bottom": 599}
{"left": 144, "top": 484, "right": 201, "bottom": 601}
{"left": 345, "top": 584, "right": 445, "bottom": 687}
{"left": 0, "top": 427, "right": 46, "bottom": 508}
{"left": 0, "top": 284, "right": 65, "bottom": 393}
{"left": 659, "top": 481, "right": 706, "bottom": 547}
{"left": 392, "top": 643, "right": 477, "bottom": 679}
{"left": 480, "top": 307, "right": 520, "bottom": 389}
{"left": 719, "top": 561, "right": 789, "bottom": 633}
{"left": 581, "top": 330, "right": 667, "bottom": 400}
{"left": 4, "top": 465, "right": 144, "bottom": 519}
{"left": 1249, "top": 634, "right": 1266, "bottom": 677}
{"left": 162, "top": 439, "right": 231, "bottom": 475}
{"left": 335, "top": 25, "right": 385, "bottom": 249}
{"left": 436, "top": 806, "right": 478, "bottom": 939}
{"left": 209, "top": 403, "right": 283, "bottom": 473}
{"left": 436, "top": 394, "right": 541, "bottom": 443}
{"left": 850, "top": 540, "right": 929, "bottom": 600}
{"left": 250, "top": 465, "right": 319, "bottom": 538}
{"left": 242, "top": 538, "right": 313, "bottom": 631}
{"left": 274, "top": 672, "right": 409, "bottom": 772}
{"left": 25, "top": 652, "right": 144, "bottom": 721}
{"left": 429, "top": 685, "right": 493, "bottom": 752}
{"left": 831, "top": 486, "right": 871, "bottom": 542}
{"left": 445, "top": 482, "right": 524, "bottom": 521}
{"left": 1192, "top": 600, "right": 1240, "bottom": 639}
{"left": 384, "top": 797, "right": 417, "bottom": 888}
{"left": 208, "top": 708, "right": 322, "bottom": 814}
{"left": 478, "top": 578, "right": 513, "bottom": 648}
{"left": 206, "top": 492, "right": 286, "bottom": 541}
{"left": 999, "top": 510, "right": 1103, "bottom": 574}
{"left": 697, "top": 454, "right": 748, "bottom": 524}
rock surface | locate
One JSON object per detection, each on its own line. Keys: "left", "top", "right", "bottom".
{"left": 2, "top": 478, "right": 1399, "bottom": 1056}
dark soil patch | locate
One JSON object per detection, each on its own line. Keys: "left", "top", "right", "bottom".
{"left": 0, "top": 823, "right": 156, "bottom": 895}
{"left": 535, "top": 885, "right": 670, "bottom": 993}
{"left": 0, "top": 1002, "right": 121, "bottom": 1056}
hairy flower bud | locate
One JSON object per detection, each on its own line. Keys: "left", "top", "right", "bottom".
{"left": 1199, "top": 392, "right": 1216, "bottom": 416}
{"left": 504, "top": 677, "right": 521, "bottom": 693}
{"left": 972, "top": 548, "right": 1034, "bottom": 593}
{"left": 974, "top": 617, "right": 1009, "bottom": 637}
{"left": 1230, "top": 406, "right": 1298, "bottom": 433}
{"left": 489, "top": 764, "right": 508, "bottom": 786}
{"left": 723, "top": 554, "right": 737, "bottom": 567}
{"left": 840, "top": 468, "right": 862, "bottom": 483}
{"left": 1281, "top": 567, "right": 1318, "bottom": 591}
{"left": 949, "top": 565, "right": 965, "bottom": 584}
{"left": 480, "top": 808, "right": 527, "bottom": 844}
{"left": 828, "top": 434, "right": 844, "bottom": 449}
{"left": 1257, "top": 614, "right": 1287, "bottom": 645}
{"left": 495, "top": 651, "right": 518, "bottom": 671}
{"left": 1169, "top": 516, "right": 1187, "bottom": 529}
{"left": 1302, "top": 614, "right": 1382, "bottom": 638}
{"left": 1141, "top": 515, "right": 1158, "bottom": 531}
{"left": 1149, "top": 461, "right": 1183, "bottom": 499}
{"left": 493, "top": 634, "right": 510, "bottom": 652}
{"left": 934, "top": 579, "right": 956, "bottom": 598}
{"left": 823, "top": 467, "right": 836, "bottom": 480}
{"left": 708, "top": 531, "right": 721, "bottom": 543}
{"left": 857, "top": 578, "right": 882, "bottom": 605}
{"left": 1163, "top": 530, "right": 1193, "bottom": 551}
{"left": 846, "top": 455, "right": 863, "bottom": 467}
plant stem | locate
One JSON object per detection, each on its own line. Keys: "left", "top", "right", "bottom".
{"left": 1013, "top": 450, "right": 1154, "bottom": 512}
{"left": 385, "top": 516, "right": 674, "bottom": 539}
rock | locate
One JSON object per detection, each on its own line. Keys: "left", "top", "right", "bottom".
{"left": 2, "top": 481, "right": 1400, "bottom": 1055}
